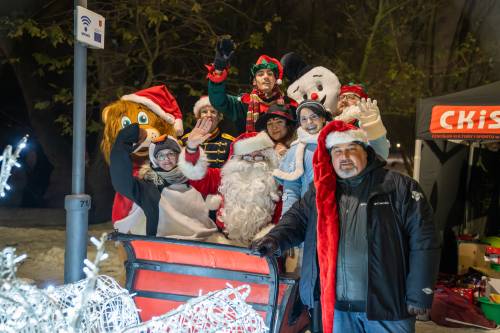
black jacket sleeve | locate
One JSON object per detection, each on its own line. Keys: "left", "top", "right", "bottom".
{"left": 110, "top": 124, "right": 160, "bottom": 235}
{"left": 267, "top": 185, "right": 314, "bottom": 252}
{"left": 399, "top": 176, "right": 440, "bottom": 309}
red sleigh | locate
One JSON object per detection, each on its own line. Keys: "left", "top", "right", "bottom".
{"left": 109, "top": 232, "right": 310, "bottom": 332}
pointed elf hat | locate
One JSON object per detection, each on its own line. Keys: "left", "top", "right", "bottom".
{"left": 121, "top": 85, "right": 184, "bottom": 135}
{"left": 229, "top": 131, "right": 274, "bottom": 157}
{"left": 251, "top": 55, "right": 284, "bottom": 85}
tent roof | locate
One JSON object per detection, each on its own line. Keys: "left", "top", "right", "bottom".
{"left": 416, "top": 81, "right": 500, "bottom": 140}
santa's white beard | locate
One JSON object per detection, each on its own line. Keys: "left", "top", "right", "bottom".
{"left": 219, "top": 151, "right": 279, "bottom": 244}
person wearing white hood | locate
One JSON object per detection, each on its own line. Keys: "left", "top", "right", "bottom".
{"left": 273, "top": 100, "right": 331, "bottom": 215}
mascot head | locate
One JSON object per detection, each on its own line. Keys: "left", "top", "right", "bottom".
{"left": 101, "top": 85, "right": 183, "bottom": 164}
{"left": 281, "top": 52, "right": 341, "bottom": 115}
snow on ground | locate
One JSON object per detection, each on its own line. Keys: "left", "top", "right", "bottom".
{"left": 0, "top": 222, "right": 498, "bottom": 332}
{"left": 0, "top": 222, "right": 124, "bottom": 287}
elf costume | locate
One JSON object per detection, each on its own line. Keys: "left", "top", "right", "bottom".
{"left": 206, "top": 37, "right": 294, "bottom": 133}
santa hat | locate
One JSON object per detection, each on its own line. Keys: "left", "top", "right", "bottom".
{"left": 121, "top": 85, "right": 184, "bottom": 135}
{"left": 192, "top": 96, "right": 213, "bottom": 118}
{"left": 313, "top": 120, "right": 357, "bottom": 333}
{"left": 280, "top": 52, "right": 313, "bottom": 83}
{"left": 339, "top": 83, "right": 368, "bottom": 99}
{"left": 251, "top": 55, "right": 284, "bottom": 85}
{"left": 230, "top": 131, "right": 274, "bottom": 157}
{"left": 325, "top": 121, "right": 368, "bottom": 149}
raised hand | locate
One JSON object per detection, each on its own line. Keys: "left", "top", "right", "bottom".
{"left": 214, "top": 36, "right": 235, "bottom": 71}
{"left": 358, "top": 98, "right": 380, "bottom": 124}
{"left": 186, "top": 118, "right": 213, "bottom": 149}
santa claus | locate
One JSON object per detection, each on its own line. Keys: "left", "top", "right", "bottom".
{"left": 178, "top": 118, "right": 281, "bottom": 245}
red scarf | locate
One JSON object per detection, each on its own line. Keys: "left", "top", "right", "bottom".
{"left": 245, "top": 86, "right": 284, "bottom": 132}
{"left": 312, "top": 121, "right": 343, "bottom": 333}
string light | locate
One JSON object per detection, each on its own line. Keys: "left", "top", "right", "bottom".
{"left": 0, "top": 135, "right": 29, "bottom": 198}
{"left": 123, "top": 284, "right": 268, "bottom": 333}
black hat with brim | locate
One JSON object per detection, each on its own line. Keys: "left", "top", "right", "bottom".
{"left": 255, "top": 104, "right": 297, "bottom": 131}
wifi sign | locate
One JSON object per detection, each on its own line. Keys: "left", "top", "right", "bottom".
{"left": 81, "top": 15, "right": 91, "bottom": 32}
{"left": 76, "top": 6, "right": 105, "bottom": 49}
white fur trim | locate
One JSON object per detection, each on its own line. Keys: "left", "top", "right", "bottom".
{"left": 148, "top": 135, "right": 180, "bottom": 168}
{"left": 325, "top": 129, "right": 368, "bottom": 149}
{"left": 272, "top": 142, "right": 306, "bottom": 181}
{"left": 276, "top": 79, "right": 282, "bottom": 85}
{"left": 233, "top": 132, "right": 274, "bottom": 156}
{"left": 205, "top": 194, "right": 222, "bottom": 210}
{"left": 113, "top": 203, "right": 146, "bottom": 235}
{"left": 177, "top": 148, "right": 208, "bottom": 180}
{"left": 193, "top": 96, "right": 211, "bottom": 117}
{"left": 360, "top": 116, "right": 387, "bottom": 140}
{"left": 148, "top": 141, "right": 159, "bottom": 168}
{"left": 174, "top": 118, "right": 184, "bottom": 136}
{"left": 121, "top": 94, "right": 175, "bottom": 124}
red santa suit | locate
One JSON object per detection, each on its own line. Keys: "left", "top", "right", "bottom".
{"left": 178, "top": 131, "right": 282, "bottom": 244}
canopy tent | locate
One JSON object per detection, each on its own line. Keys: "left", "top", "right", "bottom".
{"left": 414, "top": 81, "right": 500, "bottom": 234}
{"left": 415, "top": 81, "right": 500, "bottom": 142}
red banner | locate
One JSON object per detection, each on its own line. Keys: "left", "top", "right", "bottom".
{"left": 430, "top": 105, "right": 500, "bottom": 139}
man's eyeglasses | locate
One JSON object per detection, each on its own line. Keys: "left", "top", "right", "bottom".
{"left": 300, "top": 113, "right": 321, "bottom": 124}
{"left": 156, "top": 151, "right": 178, "bottom": 161}
{"left": 339, "top": 93, "right": 360, "bottom": 102}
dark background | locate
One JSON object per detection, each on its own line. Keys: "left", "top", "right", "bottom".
{"left": 0, "top": 0, "right": 498, "bottom": 223}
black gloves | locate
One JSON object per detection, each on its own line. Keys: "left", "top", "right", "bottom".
{"left": 213, "top": 36, "right": 235, "bottom": 71}
{"left": 250, "top": 235, "right": 281, "bottom": 257}
{"left": 116, "top": 123, "right": 140, "bottom": 145}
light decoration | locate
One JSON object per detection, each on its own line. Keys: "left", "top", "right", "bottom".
{"left": 0, "top": 234, "right": 265, "bottom": 332}
{"left": 123, "top": 284, "right": 268, "bottom": 333}
{"left": 0, "top": 135, "right": 29, "bottom": 198}
{"left": 0, "top": 234, "right": 139, "bottom": 333}
{"left": 0, "top": 247, "right": 69, "bottom": 332}
{"left": 46, "top": 234, "right": 140, "bottom": 332}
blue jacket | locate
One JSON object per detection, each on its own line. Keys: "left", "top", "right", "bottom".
{"left": 274, "top": 128, "right": 390, "bottom": 215}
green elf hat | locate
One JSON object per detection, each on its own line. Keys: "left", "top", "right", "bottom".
{"left": 250, "top": 55, "right": 284, "bottom": 85}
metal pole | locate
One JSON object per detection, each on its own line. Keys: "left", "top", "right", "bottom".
{"left": 64, "top": 0, "right": 91, "bottom": 283}
{"left": 413, "top": 139, "right": 423, "bottom": 182}
{"left": 464, "top": 143, "right": 475, "bottom": 232}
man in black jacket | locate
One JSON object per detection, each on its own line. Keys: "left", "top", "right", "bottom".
{"left": 252, "top": 121, "right": 440, "bottom": 333}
